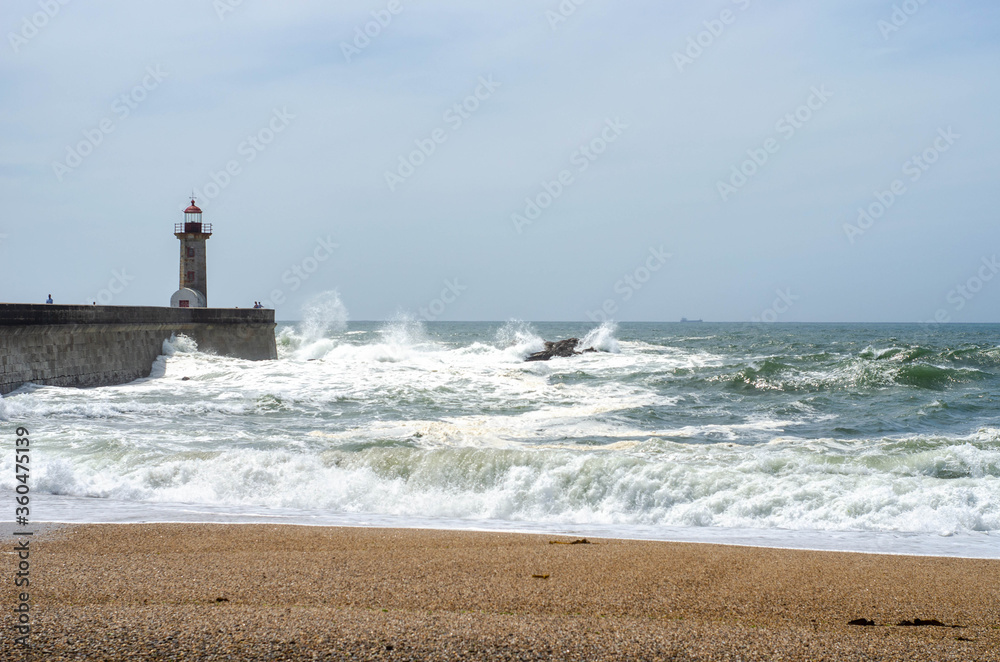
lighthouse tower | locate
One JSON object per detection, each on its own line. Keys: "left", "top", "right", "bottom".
{"left": 170, "top": 199, "right": 212, "bottom": 308}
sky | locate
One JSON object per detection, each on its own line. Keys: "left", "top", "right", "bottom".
{"left": 1, "top": 0, "right": 998, "bottom": 322}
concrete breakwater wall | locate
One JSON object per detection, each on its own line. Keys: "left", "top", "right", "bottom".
{"left": 0, "top": 304, "right": 277, "bottom": 395}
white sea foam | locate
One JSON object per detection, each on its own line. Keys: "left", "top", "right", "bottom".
{"left": 162, "top": 333, "right": 199, "bottom": 356}
{"left": 299, "top": 291, "right": 349, "bottom": 342}
{"left": 4, "top": 433, "right": 997, "bottom": 538}
{"left": 578, "top": 321, "right": 621, "bottom": 353}
{"left": 494, "top": 320, "right": 544, "bottom": 358}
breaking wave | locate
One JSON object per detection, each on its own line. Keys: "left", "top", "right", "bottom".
{"left": 3, "top": 430, "right": 998, "bottom": 535}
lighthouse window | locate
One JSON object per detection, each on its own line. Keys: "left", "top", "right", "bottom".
{"left": 187, "top": 247, "right": 195, "bottom": 258}
{"left": 186, "top": 271, "right": 195, "bottom": 282}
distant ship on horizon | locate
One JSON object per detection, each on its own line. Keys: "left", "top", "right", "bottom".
{"left": 679, "top": 318, "right": 703, "bottom": 323}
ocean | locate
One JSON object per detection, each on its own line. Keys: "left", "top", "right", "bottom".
{"left": 3, "top": 306, "right": 999, "bottom": 558}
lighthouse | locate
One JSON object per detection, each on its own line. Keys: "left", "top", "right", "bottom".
{"left": 170, "top": 199, "right": 212, "bottom": 308}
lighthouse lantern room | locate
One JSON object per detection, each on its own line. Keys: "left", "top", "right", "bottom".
{"left": 170, "top": 199, "right": 213, "bottom": 308}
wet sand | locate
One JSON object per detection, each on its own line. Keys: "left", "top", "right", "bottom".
{"left": 2, "top": 523, "right": 998, "bottom": 660}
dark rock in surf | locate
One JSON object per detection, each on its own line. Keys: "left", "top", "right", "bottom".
{"left": 525, "top": 338, "right": 598, "bottom": 362}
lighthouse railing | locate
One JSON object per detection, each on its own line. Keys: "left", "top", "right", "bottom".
{"left": 174, "top": 223, "right": 213, "bottom": 234}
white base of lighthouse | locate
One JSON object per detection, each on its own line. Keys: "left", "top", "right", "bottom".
{"left": 170, "top": 288, "right": 207, "bottom": 308}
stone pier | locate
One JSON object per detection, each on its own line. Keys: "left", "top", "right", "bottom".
{"left": 0, "top": 304, "right": 276, "bottom": 395}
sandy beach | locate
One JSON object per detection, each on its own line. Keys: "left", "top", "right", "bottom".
{"left": 1, "top": 524, "right": 997, "bottom": 660}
